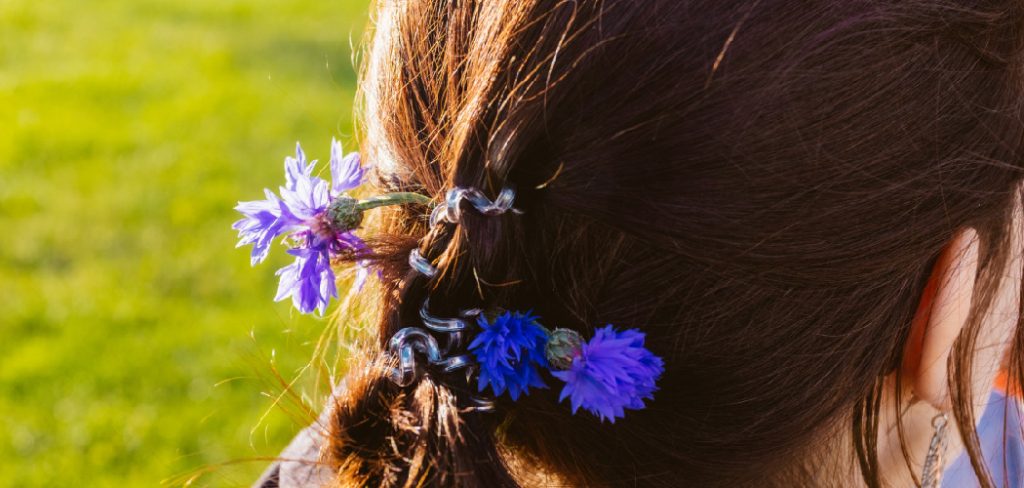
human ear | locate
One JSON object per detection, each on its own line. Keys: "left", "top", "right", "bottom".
{"left": 903, "top": 228, "right": 979, "bottom": 410}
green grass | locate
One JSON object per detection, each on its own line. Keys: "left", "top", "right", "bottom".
{"left": 0, "top": 1, "right": 368, "bottom": 485}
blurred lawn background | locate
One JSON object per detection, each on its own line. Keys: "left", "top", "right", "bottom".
{"left": 0, "top": 0, "right": 368, "bottom": 485}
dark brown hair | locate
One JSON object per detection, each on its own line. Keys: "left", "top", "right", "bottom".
{"left": 323, "top": 1, "right": 1024, "bottom": 486}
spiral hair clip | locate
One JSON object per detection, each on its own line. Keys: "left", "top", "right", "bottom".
{"left": 429, "top": 185, "right": 522, "bottom": 226}
{"left": 420, "top": 299, "right": 482, "bottom": 354}
{"left": 408, "top": 248, "right": 437, "bottom": 277}
{"left": 388, "top": 327, "right": 472, "bottom": 387}
{"left": 387, "top": 185, "right": 520, "bottom": 403}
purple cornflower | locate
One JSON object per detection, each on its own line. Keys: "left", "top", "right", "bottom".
{"left": 550, "top": 325, "right": 664, "bottom": 423}
{"left": 468, "top": 311, "right": 549, "bottom": 400}
{"left": 233, "top": 140, "right": 367, "bottom": 314}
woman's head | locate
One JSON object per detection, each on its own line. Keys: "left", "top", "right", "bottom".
{"left": 326, "top": 1, "right": 1024, "bottom": 486}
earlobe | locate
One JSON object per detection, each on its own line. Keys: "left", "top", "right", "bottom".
{"left": 903, "top": 228, "right": 979, "bottom": 410}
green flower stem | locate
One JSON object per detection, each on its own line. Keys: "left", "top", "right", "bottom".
{"left": 354, "top": 192, "right": 432, "bottom": 212}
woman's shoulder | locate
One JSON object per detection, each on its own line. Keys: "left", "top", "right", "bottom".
{"left": 253, "top": 393, "right": 338, "bottom": 488}
{"left": 253, "top": 421, "right": 333, "bottom": 488}
{"left": 943, "top": 391, "right": 1024, "bottom": 488}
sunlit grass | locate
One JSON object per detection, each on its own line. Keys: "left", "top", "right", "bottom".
{"left": 0, "top": 0, "right": 367, "bottom": 485}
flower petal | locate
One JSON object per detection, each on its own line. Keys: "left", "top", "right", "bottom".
{"left": 233, "top": 189, "right": 291, "bottom": 266}
{"left": 278, "top": 173, "right": 331, "bottom": 220}
{"left": 284, "top": 142, "right": 314, "bottom": 191}
{"left": 330, "top": 138, "right": 364, "bottom": 194}
{"left": 274, "top": 246, "right": 336, "bottom": 315}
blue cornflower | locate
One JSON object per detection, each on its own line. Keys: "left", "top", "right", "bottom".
{"left": 550, "top": 325, "right": 664, "bottom": 423}
{"left": 233, "top": 139, "right": 367, "bottom": 314}
{"left": 468, "top": 311, "right": 549, "bottom": 400}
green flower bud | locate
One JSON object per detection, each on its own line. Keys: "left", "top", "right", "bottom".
{"left": 545, "top": 328, "right": 583, "bottom": 371}
{"left": 327, "top": 196, "right": 363, "bottom": 232}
